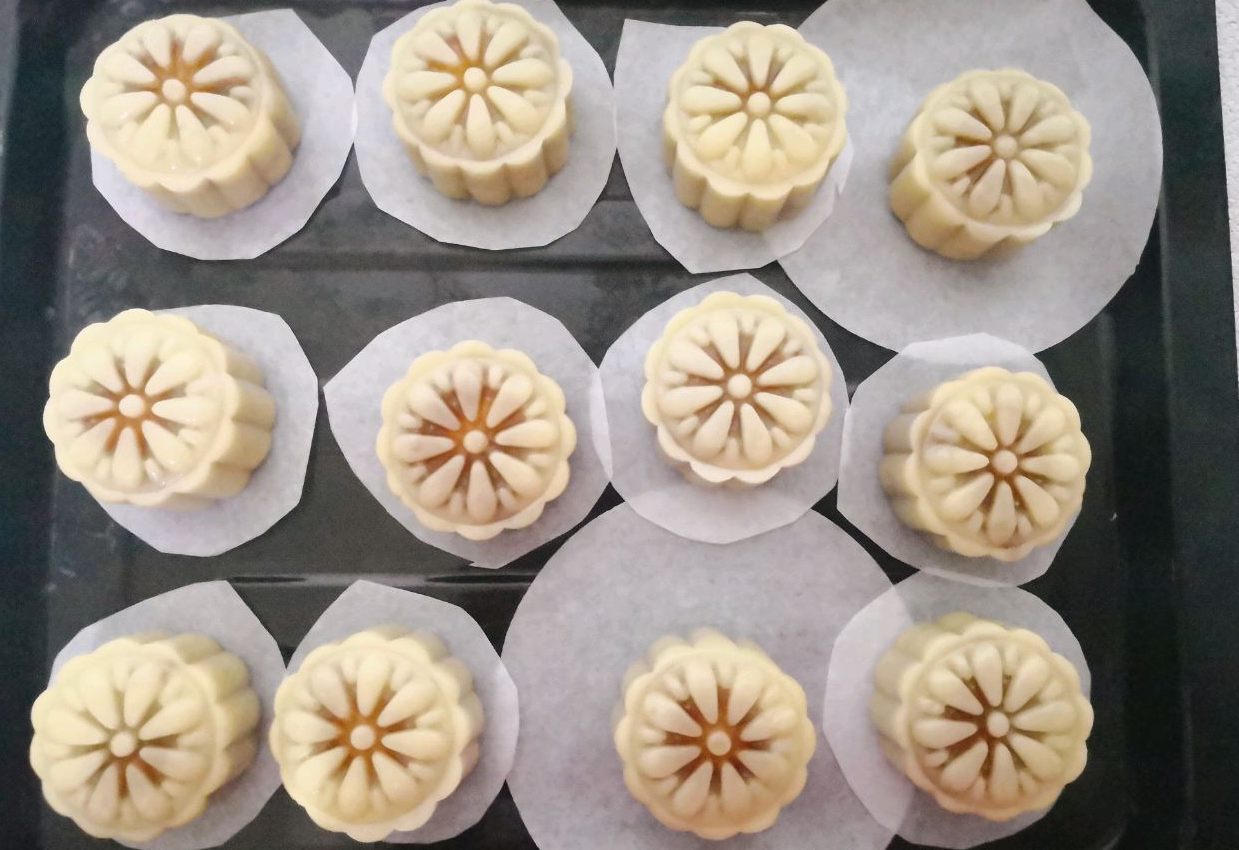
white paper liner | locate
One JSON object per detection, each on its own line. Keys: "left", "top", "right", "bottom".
{"left": 90, "top": 9, "right": 356, "bottom": 260}
{"left": 45, "top": 581, "right": 285, "bottom": 850}
{"left": 779, "top": 0, "right": 1162, "bottom": 352}
{"left": 597, "top": 274, "right": 848, "bottom": 544}
{"left": 353, "top": 0, "right": 616, "bottom": 249}
{"left": 503, "top": 503, "right": 895, "bottom": 850}
{"left": 615, "top": 19, "right": 853, "bottom": 274}
{"left": 283, "top": 580, "right": 518, "bottom": 843}
{"left": 323, "top": 297, "right": 608, "bottom": 569}
{"left": 823, "top": 572, "right": 1092, "bottom": 848}
{"left": 837, "top": 333, "right": 1080, "bottom": 586}
{"left": 99, "top": 305, "right": 318, "bottom": 557}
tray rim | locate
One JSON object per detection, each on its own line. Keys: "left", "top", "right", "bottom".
{"left": 1140, "top": 0, "right": 1239, "bottom": 848}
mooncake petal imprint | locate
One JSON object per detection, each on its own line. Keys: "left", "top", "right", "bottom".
{"left": 871, "top": 612, "right": 1093, "bottom": 821}
{"left": 80, "top": 14, "right": 301, "bottom": 218}
{"left": 30, "top": 633, "right": 260, "bottom": 842}
{"left": 888, "top": 69, "right": 1092, "bottom": 259}
{"left": 614, "top": 629, "right": 817, "bottom": 839}
{"left": 642, "top": 291, "right": 833, "bottom": 486}
{"left": 663, "top": 21, "right": 848, "bottom": 231}
{"left": 43, "top": 308, "right": 276, "bottom": 510}
{"left": 377, "top": 340, "right": 577, "bottom": 540}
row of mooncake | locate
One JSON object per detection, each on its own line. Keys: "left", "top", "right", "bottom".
{"left": 44, "top": 295, "right": 1090, "bottom": 560}
{"left": 83, "top": 3, "right": 1089, "bottom": 257}
{"left": 31, "top": 606, "right": 1089, "bottom": 843}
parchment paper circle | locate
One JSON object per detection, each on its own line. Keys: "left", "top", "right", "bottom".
{"left": 780, "top": 0, "right": 1162, "bottom": 352}
{"left": 615, "top": 19, "right": 853, "bottom": 274}
{"left": 503, "top": 503, "right": 894, "bottom": 850}
{"left": 837, "top": 333, "right": 1081, "bottom": 586}
{"left": 323, "top": 297, "right": 608, "bottom": 569}
{"left": 89, "top": 9, "right": 356, "bottom": 260}
{"left": 47, "top": 581, "right": 285, "bottom": 850}
{"left": 100, "top": 305, "right": 318, "bottom": 557}
{"left": 354, "top": 0, "right": 616, "bottom": 249}
{"left": 823, "top": 572, "right": 1091, "bottom": 848}
{"left": 282, "top": 580, "right": 518, "bottom": 843}
{"left": 598, "top": 274, "right": 848, "bottom": 544}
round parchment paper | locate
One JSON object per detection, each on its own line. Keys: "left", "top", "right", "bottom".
{"left": 283, "top": 580, "right": 518, "bottom": 844}
{"left": 780, "top": 0, "right": 1162, "bottom": 352}
{"left": 100, "top": 305, "right": 318, "bottom": 557}
{"left": 503, "top": 503, "right": 895, "bottom": 850}
{"left": 597, "top": 274, "right": 848, "bottom": 544}
{"left": 354, "top": 0, "right": 616, "bottom": 249}
{"left": 46, "top": 581, "right": 285, "bottom": 850}
{"left": 823, "top": 572, "right": 1091, "bottom": 848}
{"left": 90, "top": 9, "right": 356, "bottom": 261}
{"left": 837, "top": 333, "right": 1081, "bottom": 586}
{"left": 615, "top": 19, "right": 853, "bottom": 274}
{"left": 323, "top": 297, "right": 608, "bottom": 569}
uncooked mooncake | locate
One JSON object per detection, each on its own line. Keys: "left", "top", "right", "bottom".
{"left": 879, "top": 366, "right": 1090, "bottom": 561}
{"left": 80, "top": 14, "right": 301, "bottom": 218}
{"left": 614, "top": 629, "right": 816, "bottom": 839}
{"left": 889, "top": 69, "right": 1092, "bottom": 259}
{"left": 642, "top": 291, "right": 833, "bottom": 486}
{"left": 664, "top": 21, "right": 848, "bottom": 231}
{"left": 43, "top": 309, "right": 276, "bottom": 510}
{"left": 384, "top": 0, "right": 573, "bottom": 205}
{"left": 30, "top": 633, "right": 260, "bottom": 842}
{"left": 871, "top": 612, "right": 1093, "bottom": 820}
{"left": 269, "top": 626, "right": 484, "bottom": 841}
{"left": 377, "top": 340, "right": 576, "bottom": 540}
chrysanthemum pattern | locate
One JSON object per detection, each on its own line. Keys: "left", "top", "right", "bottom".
{"left": 880, "top": 367, "right": 1091, "bottom": 561}
{"left": 80, "top": 14, "right": 301, "bottom": 217}
{"left": 664, "top": 22, "right": 848, "bottom": 231}
{"left": 642, "top": 292, "right": 832, "bottom": 486}
{"left": 378, "top": 341, "right": 576, "bottom": 540}
{"left": 30, "top": 634, "right": 259, "bottom": 842}
{"left": 270, "top": 627, "right": 483, "bottom": 841}
{"left": 889, "top": 69, "right": 1092, "bottom": 259}
{"left": 614, "top": 630, "right": 816, "bottom": 840}
{"left": 871, "top": 613, "right": 1093, "bottom": 821}
{"left": 384, "top": 0, "right": 573, "bottom": 204}
{"left": 43, "top": 309, "right": 276, "bottom": 510}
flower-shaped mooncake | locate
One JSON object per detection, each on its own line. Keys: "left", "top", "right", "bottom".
{"left": 43, "top": 309, "right": 276, "bottom": 510}
{"left": 270, "top": 626, "right": 484, "bottom": 841}
{"left": 880, "top": 366, "right": 1090, "bottom": 561}
{"left": 377, "top": 340, "right": 576, "bottom": 540}
{"left": 614, "top": 629, "right": 816, "bottom": 840}
{"left": 384, "top": 0, "right": 574, "bottom": 205}
{"left": 30, "top": 633, "right": 260, "bottom": 842}
{"left": 663, "top": 21, "right": 848, "bottom": 231}
{"left": 80, "top": 14, "right": 301, "bottom": 218}
{"left": 642, "top": 291, "right": 833, "bottom": 486}
{"left": 889, "top": 69, "right": 1092, "bottom": 259}
{"left": 871, "top": 612, "right": 1093, "bottom": 820}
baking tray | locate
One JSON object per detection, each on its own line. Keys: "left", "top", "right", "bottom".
{"left": 0, "top": 0, "right": 1234, "bottom": 848}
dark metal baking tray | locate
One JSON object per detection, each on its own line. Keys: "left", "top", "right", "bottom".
{"left": 1, "top": 0, "right": 1234, "bottom": 847}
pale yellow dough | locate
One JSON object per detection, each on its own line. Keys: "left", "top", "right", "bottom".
{"left": 80, "top": 14, "right": 301, "bottom": 218}
{"left": 871, "top": 612, "right": 1093, "bottom": 821}
{"left": 663, "top": 21, "right": 848, "bottom": 231}
{"left": 384, "top": 0, "right": 573, "bottom": 205}
{"left": 43, "top": 309, "right": 276, "bottom": 510}
{"left": 889, "top": 69, "right": 1092, "bottom": 259}
{"left": 30, "top": 633, "right": 260, "bottom": 842}
{"left": 642, "top": 291, "right": 833, "bottom": 487}
{"left": 880, "top": 366, "right": 1091, "bottom": 561}
{"left": 614, "top": 629, "right": 816, "bottom": 840}
{"left": 377, "top": 340, "right": 576, "bottom": 540}
{"left": 269, "top": 626, "right": 484, "bottom": 842}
